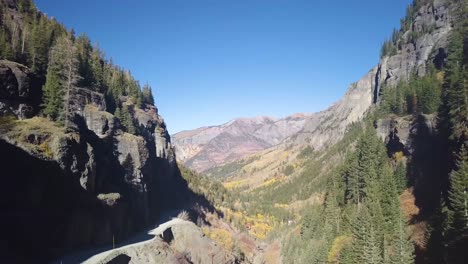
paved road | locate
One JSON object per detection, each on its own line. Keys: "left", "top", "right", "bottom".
{"left": 82, "top": 218, "right": 186, "bottom": 264}
{"left": 51, "top": 209, "right": 182, "bottom": 264}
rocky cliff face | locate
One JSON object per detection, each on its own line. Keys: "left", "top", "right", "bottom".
{"left": 0, "top": 60, "right": 40, "bottom": 119}
{"left": 293, "top": 0, "right": 453, "bottom": 150}
{"left": 172, "top": 114, "right": 313, "bottom": 172}
{"left": 0, "top": 60, "right": 192, "bottom": 263}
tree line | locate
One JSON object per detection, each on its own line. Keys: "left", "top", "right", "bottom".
{"left": 0, "top": 0, "right": 155, "bottom": 133}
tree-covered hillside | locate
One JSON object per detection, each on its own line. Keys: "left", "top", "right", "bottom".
{"left": 286, "top": 0, "right": 468, "bottom": 262}
{"left": 0, "top": 0, "right": 154, "bottom": 132}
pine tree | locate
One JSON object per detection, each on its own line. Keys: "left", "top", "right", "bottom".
{"left": 90, "top": 46, "right": 104, "bottom": 90}
{"left": 41, "top": 33, "right": 80, "bottom": 125}
{"left": 447, "top": 147, "right": 468, "bottom": 240}
{"left": 76, "top": 34, "right": 94, "bottom": 87}
{"left": 30, "top": 15, "right": 53, "bottom": 76}
{"left": 120, "top": 105, "right": 136, "bottom": 134}
{"left": 351, "top": 206, "right": 383, "bottom": 264}
{"left": 142, "top": 83, "right": 155, "bottom": 105}
{"left": 363, "top": 225, "right": 383, "bottom": 264}
{"left": 443, "top": 29, "right": 467, "bottom": 145}
{"left": 390, "top": 214, "right": 414, "bottom": 264}
{"left": 345, "top": 152, "right": 361, "bottom": 204}
{"left": 380, "top": 164, "right": 401, "bottom": 237}
{"left": 0, "top": 27, "right": 14, "bottom": 60}
{"left": 394, "top": 162, "right": 408, "bottom": 193}
{"left": 114, "top": 106, "right": 122, "bottom": 121}
{"left": 324, "top": 191, "right": 341, "bottom": 234}
{"left": 42, "top": 65, "right": 62, "bottom": 120}
{"left": 419, "top": 68, "right": 442, "bottom": 114}
{"left": 345, "top": 129, "right": 387, "bottom": 206}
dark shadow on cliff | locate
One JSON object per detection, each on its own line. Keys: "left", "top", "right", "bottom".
{"left": 407, "top": 115, "right": 447, "bottom": 217}
{"left": 406, "top": 114, "right": 449, "bottom": 264}
{"left": 0, "top": 139, "right": 108, "bottom": 264}
{"left": 0, "top": 112, "right": 221, "bottom": 263}
{"left": 43, "top": 117, "right": 221, "bottom": 263}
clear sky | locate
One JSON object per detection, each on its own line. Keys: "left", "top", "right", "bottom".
{"left": 35, "top": 0, "right": 412, "bottom": 134}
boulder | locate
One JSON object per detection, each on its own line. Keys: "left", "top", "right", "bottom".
{"left": 0, "top": 60, "right": 36, "bottom": 119}
{"left": 83, "top": 104, "right": 118, "bottom": 138}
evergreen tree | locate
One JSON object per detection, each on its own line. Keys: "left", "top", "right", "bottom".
{"left": 90, "top": 45, "right": 104, "bottom": 90}
{"left": 447, "top": 147, "right": 468, "bottom": 241}
{"left": 41, "top": 65, "right": 62, "bottom": 120}
{"left": 120, "top": 105, "right": 136, "bottom": 134}
{"left": 30, "top": 15, "right": 53, "bottom": 76}
{"left": 114, "top": 106, "right": 122, "bottom": 121}
{"left": 0, "top": 27, "right": 14, "bottom": 60}
{"left": 344, "top": 129, "right": 387, "bottom": 206}
{"left": 142, "top": 83, "right": 155, "bottom": 105}
{"left": 76, "top": 34, "right": 94, "bottom": 87}
{"left": 380, "top": 164, "right": 401, "bottom": 237}
{"left": 351, "top": 206, "right": 383, "bottom": 264}
{"left": 345, "top": 152, "right": 361, "bottom": 204}
{"left": 442, "top": 29, "right": 467, "bottom": 145}
{"left": 390, "top": 214, "right": 414, "bottom": 264}
{"left": 41, "top": 33, "right": 80, "bottom": 125}
{"left": 418, "top": 68, "right": 442, "bottom": 114}
{"left": 394, "top": 162, "right": 408, "bottom": 193}
{"left": 324, "top": 191, "right": 341, "bottom": 234}
{"left": 425, "top": 196, "right": 450, "bottom": 264}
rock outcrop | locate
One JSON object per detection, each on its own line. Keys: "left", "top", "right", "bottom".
{"left": 0, "top": 60, "right": 39, "bottom": 119}
{"left": 96, "top": 219, "right": 236, "bottom": 264}
{"left": 376, "top": 114, "right": 437, "bottom": 155}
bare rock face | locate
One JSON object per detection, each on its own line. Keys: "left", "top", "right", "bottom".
{"left": 70, "top": 87, "right": 107, "bottom": 113}
{"left": 376, "top": 114, "right": 437, "bottom": 155}
{"left": 116, "top": 133, "right": 150, "bottom": 188}
{"left": 134, "top": 105, "right": 176, "bottom": 164}
{"left": 294, "top": 0, "right": 453, "bottom": 151}
{"left": 53, "top": 133, "right": 97, "bottom": 192}
{"left": 82, "top": 105, "right": 118, "bottom": 138}
{"left": 0, "top": 60, "right": 37, "bottom": 119}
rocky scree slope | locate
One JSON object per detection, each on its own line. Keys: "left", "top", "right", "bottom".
{"left": 0, "top": 58, "right": 196, "bottom": 263}
{"left": 173, "top": 114, "right": 313, "bottom": 172}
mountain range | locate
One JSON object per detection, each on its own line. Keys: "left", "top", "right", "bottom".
{"left": 172, "top": 113, "right": 314, "bottom": 171}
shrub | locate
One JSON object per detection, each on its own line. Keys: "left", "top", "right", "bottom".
{"left": 282, "top": 165, "right": 294, "bottom": 176}
{"left": 38, "top": 141, "right": 54, "bottom": 158}
{"left": 177, "top": 210, "right": 190, "bottom": 221}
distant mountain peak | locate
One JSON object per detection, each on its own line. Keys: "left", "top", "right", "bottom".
{"left": 172, "top": 113, "right": 313, "bottom": 171}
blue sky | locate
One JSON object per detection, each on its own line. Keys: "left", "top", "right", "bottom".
{"left": 35, "top": 0, "right": 412, "bottom": 134}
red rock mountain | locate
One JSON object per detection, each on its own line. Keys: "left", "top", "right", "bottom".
{"left": 172, "top": 114, "right": 314, "bottom": 172}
